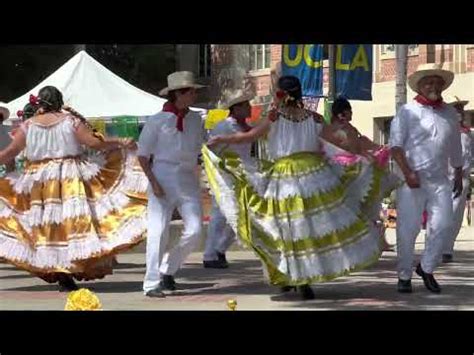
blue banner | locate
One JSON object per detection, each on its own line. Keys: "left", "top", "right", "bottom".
{"left": 281, "top": 44, "right": 373, "bottom": 101}
{"left": 335, "top": 45, "right": 372, "bottom": 101}
{"left": 281, "top": 45, "right": 324, "bottom": 97}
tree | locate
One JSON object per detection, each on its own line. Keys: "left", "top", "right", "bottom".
{"left": 0, "top": 44, "right": 177, "bottom": 103}
{"left": 74, "top": 44, "right": 86, "bottom": 53}
{"left": 211, "top": 45, "right": 253, "bottom": 107}
{"left": 87, "top": 44, "right": 175, "bottom": 96}
{"left": 0, "top": 45, "right": 75, "bottom": 102}
{"left": 395, "top": 45, "right": 408, "bottom": 113}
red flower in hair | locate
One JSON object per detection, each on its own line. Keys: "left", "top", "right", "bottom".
{"left": 17, "top": 110, "right": 24, "bottom": 118}
{"left": 29, "top": 94, "right": 39, "bottom": 105}
{"left": 276, "top": 90, "right": 286, "bottom": 99}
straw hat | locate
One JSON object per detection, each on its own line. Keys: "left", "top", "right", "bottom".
{"left": 159, "top": 71, "right": 206, "bottom": 97}
{"left": 445, "top": 95, "right": 469, "bottom": 107}
{"left": 221, "top": 89, "right": 254, "bottom": 109}
{"left": 408, "top": 63, "right": 454, "bottom": 93}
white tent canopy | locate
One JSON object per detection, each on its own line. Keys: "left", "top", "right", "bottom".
{"left": 6, "top": 51, "right": 206, "bottom": 120}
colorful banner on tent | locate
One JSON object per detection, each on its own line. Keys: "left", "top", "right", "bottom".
{"left": 110, "top": 116, "right": 140, "bottom": 140}
{"left": 334, "top": 45, "right": 372, "bottom": 101}
{"left": 88, "top": 118, "right": 106, "bottom": 136}
{"left": 281, "top": 45, "right": 324, "bottom": 97}
{"left": 281, "top": 44, "right": 373, "bottom": 101}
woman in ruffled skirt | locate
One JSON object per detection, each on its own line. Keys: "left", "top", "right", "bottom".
{"left": 204, "top": 76, "right": 398, "bottom": 300}
{"left": 320, "top": 97, "right": 401, "bottom": 250}
{"left": 0, "top": 86, "right": 148, "bottom": 291}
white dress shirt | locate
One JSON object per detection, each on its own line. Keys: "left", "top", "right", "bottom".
{"left": 389, "top": 101, "right": 463, "bottom": 178}
{"left": 137, "top": 110, "right": 205, "bottom": 170}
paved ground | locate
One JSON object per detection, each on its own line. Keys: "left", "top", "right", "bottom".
{"left": 1, "top": 226, "right": 472, "bottom": 310}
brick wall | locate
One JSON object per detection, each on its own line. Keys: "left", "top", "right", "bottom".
{"left": 377, "top": 55, "right": 421, "bottom": 82}
{"left": 467, "top": 48, "right": 474, "bottom": 72}
{"left": 270, "top": 44, "right": 281, "bottom": 69}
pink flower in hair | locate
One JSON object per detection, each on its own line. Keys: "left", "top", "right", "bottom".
{"left": 29, "top": 94, "right": 39, "bottom": 105}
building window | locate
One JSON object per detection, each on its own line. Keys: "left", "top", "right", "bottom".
{"left": 381, "top": 44, "right": 395, "bottom": 55}
{"left": 381, "top": 44, "right": 419, "bottom": 56}
{"left": 382, "top": 118, "right": 392, "bottom": 145}
{"left": 199, "top": 44, "right": 211, "bottom": 78}
{"left": 250, "top": 45, "right": 271, "bottom": 71}
{"left": 374, "top": 117, "right": 393, "bottom": 145}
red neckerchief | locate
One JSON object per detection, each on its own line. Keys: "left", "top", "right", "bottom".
{"left": 162, "top": 101, "right": 189, "bottom": 132}
{"left": 460, "top": 124, "right": 470, "bottom": 134}
{"left": 415, "top": 94, "right": 444, "bottom": 109}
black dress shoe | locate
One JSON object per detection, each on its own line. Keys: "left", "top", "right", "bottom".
{"left": 442, "top": 254, "right": 453, "bottom": 263}
{"left": 57, "top": 274, "right": 79, "bottom": 292}
{"left": 160, "top": 275, "right": 177, "bottom": 291}
{"left": 216, "top": 252, "right": 229, "bottom": 267}
{"left": 298, "top": 285, "right": 315, "bottom": 300}
{"left": 416, "top": 264, "right": 441, "bottom": 293}
{"left": 203, "top": 260, "right": 228, "bottom": 269}
{"left": 397, "top": 279, "right": 412, "bottom": 293}
{"left": 280, "top": 286, "right": 297, "bottom": 293}
{"left": 145, "top": 288, "right": 166, "bottom": 298}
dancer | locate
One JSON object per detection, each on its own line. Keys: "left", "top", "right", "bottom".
{"left": 204, "top": 76, "right": 392, "bottom": 300}
{"left": 390, "top": 64, "right": 463, "bottom": 293}
{"left": 0, "top": 86, "right": 148, "bottom": 291}
{"left": 203, "top": 89, "right": 254, "bottom": 269}
{"left": 138, "top": 71, "right": 206, "bottom": 298}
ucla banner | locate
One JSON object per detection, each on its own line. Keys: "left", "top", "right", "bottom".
{"left": 281, "top": 45, "right": 324, "bottom": 97}
{"left": 281, "top": 44, "right": 372, "bottom": 100}
{"left": 335, "top": 44, "right": 372, "bottom": 101}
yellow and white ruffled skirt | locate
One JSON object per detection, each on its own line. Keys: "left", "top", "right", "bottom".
{"left": 202, "top": 145, "right": 398, "bottom": 286}
{"left": 0, "top": 149, "right": 148, "bottom": 282}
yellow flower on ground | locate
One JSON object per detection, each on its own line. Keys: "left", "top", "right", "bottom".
{"left": 65, "top": 288, "right": 102, "bottom": 311}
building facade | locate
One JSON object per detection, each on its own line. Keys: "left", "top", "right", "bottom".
{"left": 178, "top": 44, "right": 474, "bottom": 142}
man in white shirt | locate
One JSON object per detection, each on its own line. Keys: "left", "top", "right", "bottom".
{"left": 138, "top": 71, "right": 206, "bottom": 298}
{"left": 442, "top": 97, "right": 472, "bottom": 263}
{"left": 0, "top": 105, "right": 14, "bottom": 173}
{"left": 390, "top": 64, "right": 463, "bottom": 294}
{"left": 203, "top": 90, "right": 254, "bottom": 269}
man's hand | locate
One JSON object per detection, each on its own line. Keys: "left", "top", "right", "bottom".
{"left": 150, "top": 179, "right": 165, "bottom": 198}
{"left": 207, "top": 135, "right": 225, "bottom": 147}
{"left": 121, "top": 138, "right": 137, "bottom": 150}
{"left": 404, "top": 170, "right": 421, "bottom": 189}
{"left": 391, "top": 147, "right": 420, "bottom": 189}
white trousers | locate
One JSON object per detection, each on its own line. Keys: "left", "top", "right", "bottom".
{"left": 203, "top": 197, "right": 236, "bottom": 261}
{"left": 143, "top": 163, "right": 202, "bottom": 293}
{"left": 396, "top": 175, "right": 453, "bottom": 280}
{"left": 443, "top": 177, "right": 470, "bottom": 255}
